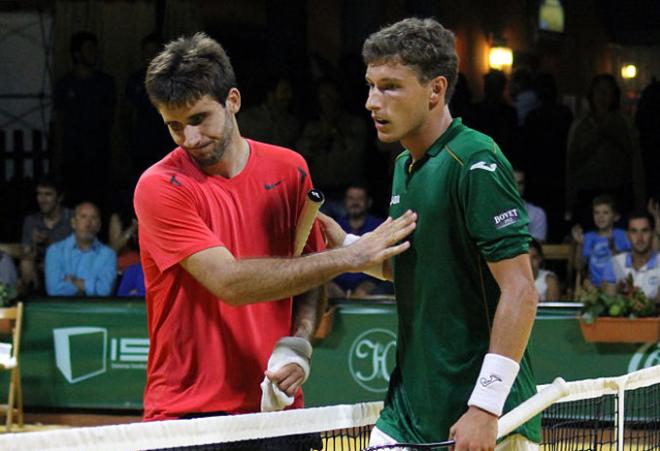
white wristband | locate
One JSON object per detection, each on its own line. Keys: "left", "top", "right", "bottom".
{"left": 467, "top": 353, "right": 520, "bottom": 417}
{"left": 342, "top": 233, "right": 360, "bottom": 247}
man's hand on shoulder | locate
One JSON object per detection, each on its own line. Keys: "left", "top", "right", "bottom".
{"left": 449, "top": 406, "right": 498, "bottom": 451}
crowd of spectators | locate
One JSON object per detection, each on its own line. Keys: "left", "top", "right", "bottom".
{"left": 1, "top": 30, "right": 660, "bottom": 303}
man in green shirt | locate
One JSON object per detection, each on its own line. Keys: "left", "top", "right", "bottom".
{"left": 319, "top": 17, "right": 540, "bottom": 450}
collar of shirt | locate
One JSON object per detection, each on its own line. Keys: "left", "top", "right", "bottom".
{"left": 625, "top": 251, "right": 658, "bottom": 271}
{"left": 405, "top": 118, "right": 464, "bottom": 175}
{"left": 65, "top": 234, "right": 101, "bottom": 252}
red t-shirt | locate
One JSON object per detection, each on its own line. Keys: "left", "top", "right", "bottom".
{"left": 134, "top": 140, "right": 325, "bottom": 420}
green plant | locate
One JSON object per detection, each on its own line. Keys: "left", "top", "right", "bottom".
{"left": 0, "top": 282, "right": 17, "bottom": 307}
{"left": 579, "top": 274, "right": 655, "bottom": 324}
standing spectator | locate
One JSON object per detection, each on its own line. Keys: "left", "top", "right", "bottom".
{"left": 45, "top": 202, "right": 117, "bottom": 297}
{"left": 467, "top": 70, "right": 518, "bottom": 161}
{"left": 328, "top": 183, "right": 389, "bottom": 298}
{"left": 52, "top": 31, "right": 116, "bottom": 206}
{"left": 510, "top": 66, "right": 540, "bottom": 126}
{"left": 521, "top": 73, "right": 573, "bottom": 242}
{"left": 124, "top": 33, "right": 171, "bottom": 178}
{"left": 529, "top": 239, "right": 560, "bottom": 301}
{"left": 635, "top": 79, "right": 660, "bottom": 200}
{"left": 238, "top": 75, "right": 301, "bottom": 149}
{"left": 514, "top": 168, "right": 548, "bottom": 242}
{"left": 296, "top": 78, "right": 368, "bottom": 216}
{"left": 20, "top": 176, "right": 73, "bottom": 294}
{"left": 566, "top": 74, "right": 645, "bottom": 227}
{"left": 605, "top": 211, "right": 659, "bottom": 302}
{"left": 572, "top": 195, "right": 630, "bottom": 288}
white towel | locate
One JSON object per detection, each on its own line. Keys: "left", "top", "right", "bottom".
{"left": 260, "top": 337, "right": 312, "bottom": 412}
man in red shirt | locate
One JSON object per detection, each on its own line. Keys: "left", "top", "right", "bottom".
{"left": 135, "top": 32, "right": 415, "bottom": 441}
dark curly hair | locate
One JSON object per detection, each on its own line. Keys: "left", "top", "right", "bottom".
{"left": 362, "top": 17, "right": 459, "bottom": 103}
{"left": 145, "top": 32, "right": 236, "bottom": 108}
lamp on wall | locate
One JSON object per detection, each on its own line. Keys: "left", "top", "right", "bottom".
{"left": 489, "top": 45, "right": 513, "bottom": 72}
{"left": 620, "top": 64, "right": 637, "bottom": 79}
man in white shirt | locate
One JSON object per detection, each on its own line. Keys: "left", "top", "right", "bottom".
{"left": 514, "top": 168, "right": 547, "bottom": 242}
{"left": 608, "top": 212, "right": 659, "bottom": 301}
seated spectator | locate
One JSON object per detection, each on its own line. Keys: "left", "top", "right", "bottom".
{"left": 45, "top": 202, "right": 117, "bottom": 296}
{"left": 20, "top": 176, "right": 73, "bottom": 294}
{"left": 108, "top": 185, "right": 140, "bottom": 272}
{"left": 604, "top": 211, "right": 659, "bottom": 302}
{"left": 327, "top": 183, "right": 391, "bottom": 298}
{"left": 529, "top": 239, "right": 560, "bottom": 301}
{"left": 116, "top": 261, "right": 145, "bottom": 297}
{"left": 572, "top": 195, "right": 630, "bottom": 288}
{"left": 514, "top": 168, "right": 548, "bottom": 242}
{"left": 296, "top": 78, "right": 367, "bottom": 216}
{"left": 0, "top": 251, "right": 18, "bottom": 290}
{"left": 238, "top": 75, "right": 301, "bottom": 148}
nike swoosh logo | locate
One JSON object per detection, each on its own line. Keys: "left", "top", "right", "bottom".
{"left": 264, "top": 180, "right": 284, "bottom": 190}
{"left": 470, "top": 161, "right": 497, "bottom": 172}
{"left": 169, "top": 175, "right": 182, "bottom": 187}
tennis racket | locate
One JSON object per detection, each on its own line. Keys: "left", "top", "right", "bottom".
{"left": 360, "top": 377, "right": 569, "bottom": 451}
{"left": 294, "top": 189, "right": 325, "bottom": 256}
{"left": 362, "top": 439, "right": 454, "bottom": 450}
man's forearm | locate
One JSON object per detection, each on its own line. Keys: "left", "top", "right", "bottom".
{"left": 489, "top": 283, "right": 538, "bottom": 361}
{"left": 292, "top": 286, "right": 325, "bottom": 341}
{"left": 185, "top": 247, "right": 351, "bottom": 306}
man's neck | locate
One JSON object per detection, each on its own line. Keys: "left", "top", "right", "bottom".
{"left": 348, "top": 214, "right": 367, "bottom": 232}
{"left": 403, "top": 105, "right": 453, "bottom": 162}
{"left": 632, "top": 251, "right": 652, "bottom": 270}
{"left": 75, "top": 237, "right": 94, "bottom": 251}
{"left": 206, "top": 134, "right": 249, "bottom": 179}
{"left": 73, "top": 64, "right": 94, "bottom": 79}
{"left": 43, "top": 205, "right": 62, "bottom": 223}
{"left": 597, "top": 227, "right": 614, "bottom": 237}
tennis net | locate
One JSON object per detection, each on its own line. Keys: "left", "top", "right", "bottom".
{"left": 0, "top": 366, "right": 657, "bottom": 450}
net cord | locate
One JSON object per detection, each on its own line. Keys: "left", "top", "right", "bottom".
{"left": 0, "top": 402, "right": 383, "bottom": 451}
{"left": 0, "top": 365, "right": 658, "bottom": 450}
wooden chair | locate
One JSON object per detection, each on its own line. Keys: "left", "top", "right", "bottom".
{"left": 0, "top": 302, "right": 24, "bottom": 431}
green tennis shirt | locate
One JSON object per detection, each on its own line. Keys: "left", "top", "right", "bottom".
{"left": 376, "top": 118, "right": 541, "bottom": 443}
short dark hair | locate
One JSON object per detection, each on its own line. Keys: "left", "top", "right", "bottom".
{"left": 145, "top": 32, "right": 236, "bottom": 108}
{"left": 36, "top": 174, "right": 64, "bottom": 196}
{"left": 70, "top": 31, "right": 97, "bottom": 60}
{"left": 592, "top": 194, "right": 618, "bottom": 212}
{"left": 362, "top": 17, "right": 459, "bottom": 103}
{"left": 627, "top": 210, "right": 655, "bottom": 230}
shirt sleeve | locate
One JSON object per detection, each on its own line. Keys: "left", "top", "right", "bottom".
{"left": 21, "top": 216, "right": 34, "bottom": 247}
{"left": 85, "top": 247, "right": 117, "bottom": 296}
{"left": 134, "top": 172, "right": 224, "bottom": 272}
{"left": 0, "top": 254, "right": 17, "bottom": 287}
{"left": 614, "top": 229, "right": 631, "bottom": 252}
{"left": 45, "top": 243, "right": 77, "bottom": 296}
{"left": 458, "top": 147, "right": 530, "bottom": 262}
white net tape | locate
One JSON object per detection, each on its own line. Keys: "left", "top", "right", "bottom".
{"left": 0, "top": 365, "right": 658, "bottom": 451}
